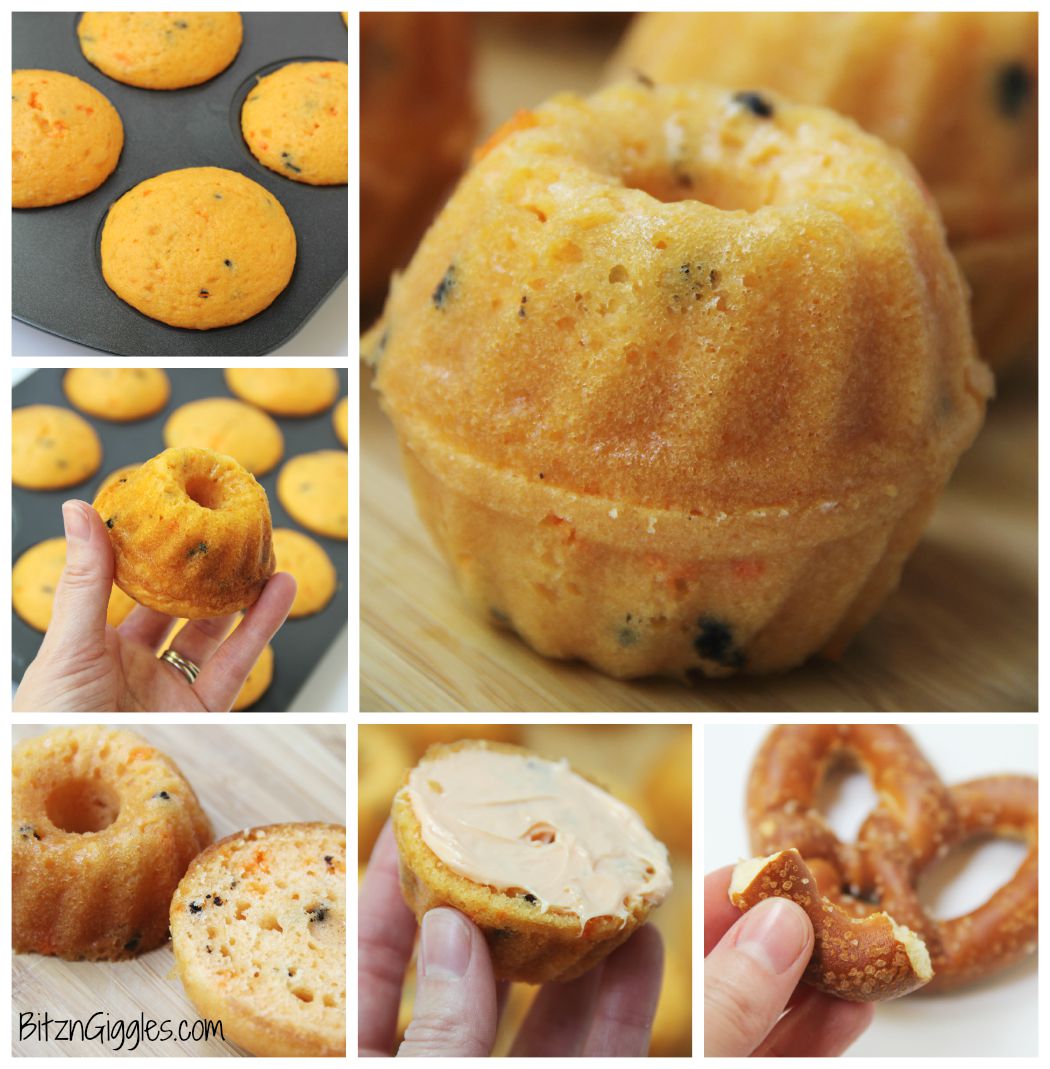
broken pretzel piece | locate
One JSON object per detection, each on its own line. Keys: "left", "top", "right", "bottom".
{"left": 729, "top": 848, "right": 932, "bottom": 1002}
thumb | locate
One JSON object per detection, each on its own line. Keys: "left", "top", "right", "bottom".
{"left": 42, "top": 501, "right": 114, "bottom": 659}
{"left": 704, "top": 897, "right": 813, "bottom": 1057}
{"left": 398, "top": 908, "right": 497, "bottom": 1057}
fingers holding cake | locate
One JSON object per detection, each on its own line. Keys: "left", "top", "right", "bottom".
{"left": 162, "top": 613, "right": 240, "bottom": 671}
{"left": 391, "top": 739, "right": 672, "bottom": 984}
{"left": 399, "top": 907, "right": 499, "bottom": 1057}
{"left": 358, "top": 821, "right": 419, "bottom": 1057}
{"left": 192, "top": 572, "right": 296, "bottom": 712}
{"left": 363, "top": 817, "right": 666, "bottom": 1058}
{"left": 358, "top": 728, "right": 684, "bottom": 1057}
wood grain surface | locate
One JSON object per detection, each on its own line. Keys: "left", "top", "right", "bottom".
{"left": 12, "top": 724, "right": 345, "bottom": 1057}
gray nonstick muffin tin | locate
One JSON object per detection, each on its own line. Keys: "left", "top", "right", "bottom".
{"left": 12, "top": 12, "right": 348, "bottom": 356}
{"left": 12, "top": 368, "right": 349, "bottom": 711}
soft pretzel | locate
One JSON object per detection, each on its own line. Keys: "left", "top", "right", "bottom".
{"left": 734, "top": 725, "right": 1037, "bottom": 999}
{"left": 730, "top": 848, "right": 933, "bottom": 1001}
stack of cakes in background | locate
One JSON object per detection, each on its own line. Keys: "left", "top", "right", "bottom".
{"left": 359, "top": 724, "right": 692, "bottom": 1057}
{"left": 360, "top": 11, "right": 476, "bottom": 314}
{"left": 610, "top": 11, "right": 1038, "bottom": 373}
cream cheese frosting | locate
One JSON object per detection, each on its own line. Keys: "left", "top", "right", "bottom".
{"left": 402, "top": 745, "right": 672, "bottom": 925}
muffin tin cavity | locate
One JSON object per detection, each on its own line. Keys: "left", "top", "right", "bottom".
{"left": 229, "top": 55, "right": 347, "bottom": 185}
{"left": 13, "top": 12, "right": 347, "bottom": 355}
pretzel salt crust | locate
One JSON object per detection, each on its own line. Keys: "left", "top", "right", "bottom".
{"left": 733, "top": 725, "right": 1037, "bottom": 1000}
{"left": 730, "top": 848, "right": 932, "bottom": 1001}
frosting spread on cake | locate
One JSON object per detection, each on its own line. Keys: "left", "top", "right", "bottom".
{"left": 403, "top": 746, "right": 672, "bottom": 924}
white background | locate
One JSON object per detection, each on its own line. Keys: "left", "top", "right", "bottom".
{"left": 704, "top": 722, "right": 1039, "bottom": 1057}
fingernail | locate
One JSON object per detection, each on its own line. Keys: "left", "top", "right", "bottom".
{"left": 420, "top": 909, "right": 471, "bottom": 980}
{"left": 62, "top": 501, "right": 89, "bottom": 543}
{"left": 736, "top": 898, "right": 809, "bottom": 975}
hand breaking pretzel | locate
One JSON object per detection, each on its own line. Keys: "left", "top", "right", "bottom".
{"left": 728, "top": 725, "right": 1037, "bottom": 1002}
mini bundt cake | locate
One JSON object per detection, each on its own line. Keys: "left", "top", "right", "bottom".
{"left": 361, "top": 11, "right": 476, "bottom": 310}
{"left": 393, "top": 740, "right": 672, "bottom": 983}
{"left": 12, "top": 404, "right": 102, "bottom": 489}
{"left": 13, "top": 726, "right": 212, "bottom": 960}
{"left": 271, "top": 527, "right": 337, "bottom": 617}
{"left": 368, "top": 81, "right": 991, "bottom": 679}
{"left": 94, "top": 446, "right": 275, "bottom": 619}
{"left": 170, "top": 822, "right": 346, "bottom": 1057}
{"left": 611, "top": 11, "right": 1038, "bottom": 370}
{"left": 63, "top": 367, "right": 170, "bottom": 422}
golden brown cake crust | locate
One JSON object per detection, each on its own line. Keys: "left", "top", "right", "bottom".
{"left": 224, "top": 368, "right": 340, "bottom": 417}
{"left": 271, "top": 527, "right": 337, "bottom": 617}
{"left": 77, "top": 12, "right": 243, "bottom": 90}
{"left": 12, "top": 404, "right": 102, "bottom": 489}
{"left": 611, "top": 12, "right": 1037, "bottom": 369}
{"left": 12, "top": 69, "right": 123, "bottom": 208}
{"left": 332, "top": 396, "right": 348, "bottom": 447}
{"left": 393, "top": 739, "right": 664, "bottom": 983}
{"left": 241, "top": 62, "right": 348, "bottom": 186}
{"left": 13, "top": 726, "right": 213, "bottom": 960}
{"left": 277, "top": 450, "right": 348, "bottom": 540}
{"left": 94, "top": 446, "right": 275, "bottom": 619}
{"left": 163, "top": 397, "right": 284, "bottom": 475}
{"left": 13, "top": 536, "right": 136, "bottom": 631}
{"left": 64, "top": 368, "right": 170, "bottom": 422}
{"left": 12, "top": 538, "right": 68, "bottom": 632}
{"left": 371, "top": 81, "right": 991, "bottom": 678}
{"left": 100, "top": 167, "right": 296, "bottom": 330}
{"left": 94, "top": 462, "right": 142, "bottom": 498}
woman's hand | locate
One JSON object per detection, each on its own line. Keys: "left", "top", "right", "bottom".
{"left": 14, "top": 500, "right": 296, "bottom": 712}
{"left": 705, "top": 864, "right": 874, "bottom": 1057}
{"left": 359, "top": 821, "right": 666, "bottom": 1057}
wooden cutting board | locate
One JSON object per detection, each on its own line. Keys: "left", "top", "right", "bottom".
{"left": 13, "top": 724, "right": 345, "bottom": 1056}
{"left": 360, "top": 16, "right": 1036, "bottom": 713}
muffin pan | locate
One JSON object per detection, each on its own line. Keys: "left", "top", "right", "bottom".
{"left": 12, "top": 12, "right": 348, "bottom": 356}
{"left": 12, "top": 368, "right": 349, "bottom": 711}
